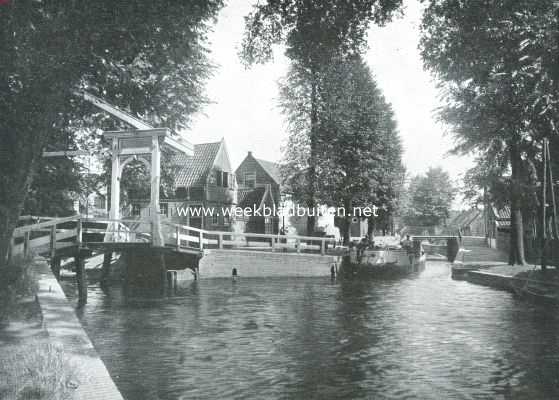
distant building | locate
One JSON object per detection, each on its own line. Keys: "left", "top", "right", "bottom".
{"left": 130, "top": 138, "right": 236, "bottom": 231}
{"left": 235, "top": 151, "right": 340, "bottom": 239}
{"left": 235, "top": 151, "right": 281, "bottom": 234}
{"left": 447, "top": 208, "right": 485, "bottom": 237}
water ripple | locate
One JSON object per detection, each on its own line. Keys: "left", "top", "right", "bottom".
{"left": 61, "top": 262, "right": 559, "bottom": 400}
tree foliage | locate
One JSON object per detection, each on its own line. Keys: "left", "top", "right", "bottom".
{"left": 0, "top": 1, "right": 223, "bottom": 264}
{"left": 403, "top": 167, "right": 455, "bottom": 228}
{"left": 280, "top": 55, "right": 404, "bottom": 242}
{"left": 240, "top": 0, "right": 402, "bottom": 67}
{"left": 420, "top": 0, "right": 559, "bottom": 264}
{"left": 241, "top": 0, "right": 403, "bottom": 234}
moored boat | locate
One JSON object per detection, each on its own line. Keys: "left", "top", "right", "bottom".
{"left": 340, "top": 243, "right": 426, "bottom": 277}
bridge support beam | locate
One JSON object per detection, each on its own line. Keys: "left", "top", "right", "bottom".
{"left": 75, "top": 252, "right": 87, "bottom": 306}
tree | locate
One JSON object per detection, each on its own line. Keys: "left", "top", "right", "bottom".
{"left": 241, "top": 0, "right": 403, "bottom": 234}
{"left": 0, "top": 1, "right": 223, "bottom": 265}
{"left": 420, "top": 0, "right": 559, "bottom": 264}
{"left": 280, "top": 55, "right": 404, "bottom": 242}
{"left": 403, "top": 167, "right": 455, "bottom": 229}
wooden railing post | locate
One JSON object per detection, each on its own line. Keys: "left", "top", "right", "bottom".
{"left": 50, "top": 224, "right": 57, "bottom": 261}
{"left": 320, "top": 239, "right": 325, "bottom": 256}
{"left": 176, "top": 226, "right": 180, "bottom": 251}
{"left": 271, "top": 236, "right": 275, "bottom": 252}
{"left": 23, "top": 231, "right": 30, "bottom": 257}
{"left": 199, "top": 230, "right": 204, "bottom": 251}
{"left": 218, "top": 233, "right": 223, "bottom": 249}
{"left": 150, "top": 222, "right": 155, "bottom": 246}
{"left": 296, "top": 238, "right": 301, "bottom": 253}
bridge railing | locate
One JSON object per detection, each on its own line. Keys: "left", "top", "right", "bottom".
{"left": 161, "top": 222, "right": 338, "bottom": 255}
{"left": 10, "top": 215, "right": 81, "bottom": 260}
{"left": 83, "top": 217, "right": 152, "bottom": 243}
{"left": 9, "top": 216, "right": 340, "bottom": 258}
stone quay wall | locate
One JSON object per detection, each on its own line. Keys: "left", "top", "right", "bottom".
{"left": 198, "top": 250, "right": 340, "bottom": 278}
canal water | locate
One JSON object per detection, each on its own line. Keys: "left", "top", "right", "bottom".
{"left": 62, "top": 261, "right": 559, "bottom": 400}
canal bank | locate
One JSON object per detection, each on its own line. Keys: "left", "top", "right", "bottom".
{"left": 456, "top": 262, "right": 559, "bottom": 302}
{"left": 34, "top": 257, "right": 124, "bottom": 400}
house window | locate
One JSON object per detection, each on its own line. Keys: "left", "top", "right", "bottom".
{"left": 244, "top": 173, "right": 256, "bottom": 188}
{"left": 222, "top": 172, "right": 229, "bottom": 188}
{"left": 159, "top": 202, "right": 168, "bottom": 216}
{"left": 215, "top": 169, "right": 222, "bottom": 186}
{"left": 132, "top": 204, "right": 141, "bottom": 217}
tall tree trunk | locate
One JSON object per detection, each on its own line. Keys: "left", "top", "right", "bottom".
{"left": 508, "top": 140, "right": 526, "bottom": 265}
{"left": 306, "top": 68, "right": 318, "bottom": 236}
{"left": 0, "top": 161, "right": 36, "bottom": 266}
{"left": 342, "top": 197, "right": 352, "bottom": 245}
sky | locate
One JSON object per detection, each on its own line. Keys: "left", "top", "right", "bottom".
{"left": 186, "top": 0, "right": 474, "bottom": 185}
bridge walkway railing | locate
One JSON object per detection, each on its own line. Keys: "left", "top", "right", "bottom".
{"left": 9, "top": 215, "right": 341, "bottom": 260}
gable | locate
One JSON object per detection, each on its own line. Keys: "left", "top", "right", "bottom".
{"left": 173, "top": 141, "right": 221, "bottom": 188}
{"left": 235, "top": 153, "right": 281, "bottom": 187}
{"left": 213, "top": 140, "right": 233, "bottom": 172}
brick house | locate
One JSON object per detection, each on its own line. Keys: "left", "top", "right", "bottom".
{"left": 234, "top": 151, "right": 340, "bottom": 239}
{"left": 235, "top": 151, "right": 281, "bottom": 234}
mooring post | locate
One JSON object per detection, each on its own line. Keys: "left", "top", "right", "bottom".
{"left": 75, "top": 252, "right": 87, "bottom": 306}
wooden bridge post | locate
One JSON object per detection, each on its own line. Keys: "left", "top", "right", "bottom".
{"left": 75, "top": 252, "right": 87, "bottom": 306}
{"left": 101, "top": 252, "right": 111, "bottom": 285}
{"left": 7, "top": 236, "right": 15, "bottom": 263}
{"left": 23, "top": 231, "right": 30, "bottom": 258}
{"left": 49, "top": 224, "right": 56, "bottom": 263}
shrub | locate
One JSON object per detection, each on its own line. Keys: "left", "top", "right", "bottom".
{"left": 0, "top": 255, "right": 39, "bottom": 323}
{"left": 0, "top": 341, "right": 78, "bottom": 400}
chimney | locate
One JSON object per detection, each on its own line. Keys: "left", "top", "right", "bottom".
{"left": 248, "top": 151, "right": 253, "bottom": 157}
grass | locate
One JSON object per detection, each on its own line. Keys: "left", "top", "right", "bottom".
{"left": 0, "top": 255, "right": 39, "bottom": 324}
{"left": 1, "top": 256, "right": 79, "bottom": 399}
{"left": 0, "top": 341, "right": 79, "bottom": 400}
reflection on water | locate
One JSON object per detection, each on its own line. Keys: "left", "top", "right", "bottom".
{"left": 62, "top": 262, "right": 559, "bottom": 400}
